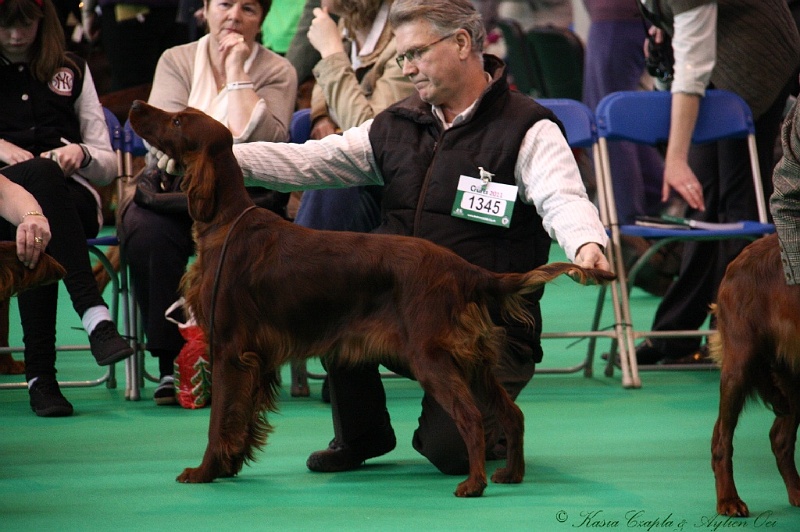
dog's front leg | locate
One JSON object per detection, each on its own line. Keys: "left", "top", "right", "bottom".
{"left": 177, "top": 349, "right": 246, "bottom": 483}
{"left": 711, "top": 368, "right": 750, "bottom": 517}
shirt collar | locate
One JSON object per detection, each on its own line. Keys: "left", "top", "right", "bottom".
{"left": 350, "top": 1, "right": 390, "bottom": 69}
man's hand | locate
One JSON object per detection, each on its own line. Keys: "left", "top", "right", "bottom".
{"left": 575, "top": 242, "right": 611, "bottom": 271}
{"left": 146, "top": 143, "right": 183, "bottom": 175}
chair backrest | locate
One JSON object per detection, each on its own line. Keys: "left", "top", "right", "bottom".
{"left": 595, "top": 89, "right": 756, "bottom": 145}
{"left": 495, "top": 19, "right": 544, "bottom": 97}
{"left": 102, "top": 107, "right": 122, "bottom": 149}
{"left": 538, "top": 98, "right": 596, "bottom": 149}
{"left": 596, "top": 88, "right": 767, "bottom": 224}
{"left": 525, "top": 26, "right": 584, "bottom": 100}
{"left": 289, "top": 108, "right": 312, "bottom": 144}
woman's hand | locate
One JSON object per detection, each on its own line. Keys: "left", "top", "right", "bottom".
{"left": 0, "top": 139, "right": 34, "bottom": 166}
{"left": 40, "top": 144, "right": 85, "bottom": 176}
{"left": 307, "top": 7, "right": 344, "bottom": 58}
{"left": 16, "top": 213, "right": 51, "bottom": 269}
{"left": 220, "top": 31, "right": 251, "bottom": 75}
{"left": 662, "top": 157, "right": 705, "bottom": 211}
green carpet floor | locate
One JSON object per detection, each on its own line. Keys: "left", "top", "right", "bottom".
{"left": 2, "top": 243, "right": 799, "bottom": 531}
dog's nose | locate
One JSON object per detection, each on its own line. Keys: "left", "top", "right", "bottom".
{"left": 131, "top": 100, "right": 143, "bottom": 110}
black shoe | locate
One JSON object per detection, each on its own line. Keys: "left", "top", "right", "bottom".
{"left": 153, "top": 375, "right": 177, "bottom": 406}
{"left": 90, "top": 320, "right": 133, "bottom": 366}
{"left": 307, "top": 430, "right": 396, "bottom": 473}
{"left": 29, "top": 376, "right": 73, "bottom": 417}
{"left": 635, "top": 339, "right": 670, "bottom": 365}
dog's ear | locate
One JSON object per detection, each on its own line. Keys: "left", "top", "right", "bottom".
{"left": 184, "top": 152, "right": 218, "bottom": 223}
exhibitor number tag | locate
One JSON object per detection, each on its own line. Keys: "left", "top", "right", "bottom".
{"left": 451, "top": 175, "right": 517, "bottom": 228}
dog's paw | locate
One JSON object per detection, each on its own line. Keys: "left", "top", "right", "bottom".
{"left": 716, "top": 498, "right": 749, "bottom": 517}
{"left": 789, "top": 487, "right": 800, "bottom": 508}
{"left": 491, "top": 466, "right": 523, "bottom": 484}
{"left": 454, "top": 477, "right": 487, "bottom": 497}
{"left": 176, "top": 467, "right": 214, "bottom": 483}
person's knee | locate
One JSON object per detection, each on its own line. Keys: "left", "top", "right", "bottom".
{"left": 412, "top": 429, "right": 469, "bottom": 476}
{"left": 8, "top": 158, "right": 68, "bottom": 195}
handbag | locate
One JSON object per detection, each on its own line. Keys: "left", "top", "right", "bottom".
{"left": 133, "top": 165, "right": 290, "bottom": 217}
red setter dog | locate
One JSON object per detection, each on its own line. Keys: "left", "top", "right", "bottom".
{"left": 711, "top": 232, "right": 800, "bottom": 516}
{"left": 128, "top": 101, "right": 615, "bottom": 497}
{"left": 0, "top": 241, "right": 66, "bottom": 373}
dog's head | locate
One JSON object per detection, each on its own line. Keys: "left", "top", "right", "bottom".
{"left": 129, "top": 101, "right": 233, "bottom": 222}
{"left": 0, "top": 242, "right": 66, "bottom": 301}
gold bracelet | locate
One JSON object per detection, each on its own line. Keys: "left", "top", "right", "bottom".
{"left": 22, "top": 210, "right": 45, "bottom": 219}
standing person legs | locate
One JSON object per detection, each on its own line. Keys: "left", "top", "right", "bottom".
{"left": 639, "top": 84, "right": 791, "bottom": 363}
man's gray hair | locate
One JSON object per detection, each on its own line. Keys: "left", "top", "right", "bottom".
{"left": 388, "top": 0, "right": 486, "bottom": 53}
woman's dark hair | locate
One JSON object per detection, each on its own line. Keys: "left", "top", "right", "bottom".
{"left": 0, "top": 0, "right": 78, "bottom": 82}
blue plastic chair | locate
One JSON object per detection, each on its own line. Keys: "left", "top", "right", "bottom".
{"left": 289, "top": 108, "right": 312, "bottom": 144}
{"left": 595, "top": 89, "right": 774, "bottom": 376}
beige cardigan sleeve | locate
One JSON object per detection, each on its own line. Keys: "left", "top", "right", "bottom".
{"left": 310, "top": 38, "right": 414, "bottom": 131}
{"left": 148, "top": 42, "right": 297, "bottom": 143}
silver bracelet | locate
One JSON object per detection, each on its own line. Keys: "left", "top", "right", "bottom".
{"left": 226, "top": 81, "right": 254, "bottom": 91}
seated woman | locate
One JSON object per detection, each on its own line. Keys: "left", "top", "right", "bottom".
{"left": 119, "top": 0, "right": 297, "bottom": 405}
{"left": 298, "top": 0, "right": 413, "bottom": 234}
{"left": 0, "top": 0, "right": 132, "bottom": 417}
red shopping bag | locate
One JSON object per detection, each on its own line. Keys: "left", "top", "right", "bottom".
{"left": 166, "top": 298, "right": 211, "bottom": 409}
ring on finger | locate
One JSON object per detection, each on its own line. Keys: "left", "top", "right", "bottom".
{"left": 34, "top": 236, "right": 43, "bottom": 244}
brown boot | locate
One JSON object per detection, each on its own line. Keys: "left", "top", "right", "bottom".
{"left": 0, "top": 299, "right": 24, "bottom": 375}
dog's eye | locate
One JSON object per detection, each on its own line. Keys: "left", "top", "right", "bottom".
{"left": 172, "top": 118, "right": 181, "bottom": 127}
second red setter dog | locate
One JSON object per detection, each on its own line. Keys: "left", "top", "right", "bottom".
{"left": 0, "top": 241, "right": 65, "bottom": 300}
{"left": 711, "top": 232, "right": 800, "bottom": 516}
{"left": 0, "top": 241, "right": 66, "bottom": 373}
{"left": 129, "top": 101, "right": 615, "bottom": 497}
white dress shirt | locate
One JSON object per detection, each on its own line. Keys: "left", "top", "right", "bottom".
{"left": 235, "top": 106, "right": 607, "bottom": 261}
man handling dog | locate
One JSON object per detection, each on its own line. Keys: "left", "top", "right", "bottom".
{"left": 163, "top": 0, "right": 609, "bottom": 476}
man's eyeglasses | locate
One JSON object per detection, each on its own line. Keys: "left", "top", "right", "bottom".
{"left": 396, "top": 32, "right": 457, "bottom": 69}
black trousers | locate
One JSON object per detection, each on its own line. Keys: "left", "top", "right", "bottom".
{"left": 0, "top": 158, "right": 104, "bottom": 380}
{"left": 119, "top": 200, "right": 194, "bottom": 371}
{"left": 649, "top": 83, "right": 792, "bottom": 358}
{"left": 325, "top": 308, "right": 541, "bottom": 476}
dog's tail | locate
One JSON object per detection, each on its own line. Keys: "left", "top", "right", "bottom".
{"left": 493, "top": 262, "right": 616, "bottom": 327}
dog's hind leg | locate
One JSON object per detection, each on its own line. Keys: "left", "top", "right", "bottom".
{"left": 766, "top": 371, "right": 800, "bottom": 508}
{"left": 413, "top": 350, "right": 489, "bottom": 497}
{"left": 711, "top": 344, "right": 752, "bottom": 517}
{"left": 478, "top": 367, "right": 525, "bottom": 485}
